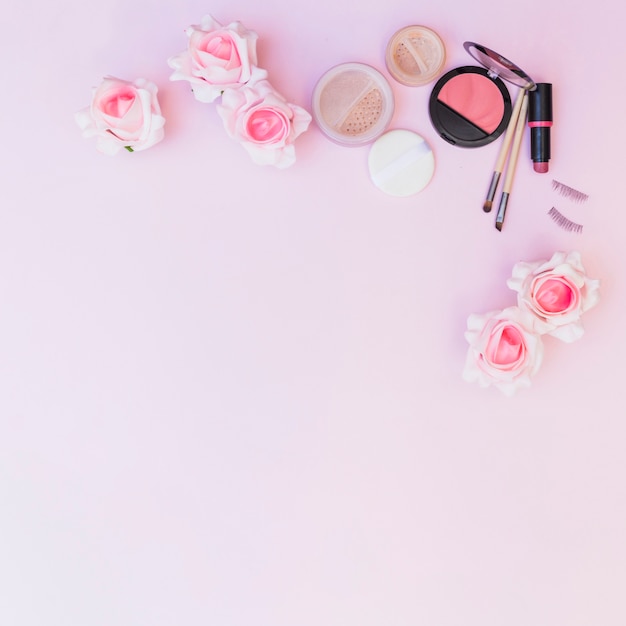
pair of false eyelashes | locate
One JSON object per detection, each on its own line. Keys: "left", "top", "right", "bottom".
{"left": 548, "top": 179, "right": 588, "bottom": 233}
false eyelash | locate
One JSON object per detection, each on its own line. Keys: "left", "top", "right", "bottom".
{"left": 548, "top": 207, "right": 583, "bottom": 233}
{"left": 552, "top": 179, "right": 589, "bottom": 203}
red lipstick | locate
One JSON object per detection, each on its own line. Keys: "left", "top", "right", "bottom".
{"left": 528, "top": 83, "right": 553, "bottom": 173}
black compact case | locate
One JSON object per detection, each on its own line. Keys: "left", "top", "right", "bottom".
{"left": 429, "top": 66, "right": 512, "bottom": 148}
{"left": 429, "top": 42, "right": 536, "bottom": 149}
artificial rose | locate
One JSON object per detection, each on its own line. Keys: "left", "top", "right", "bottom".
{"left": 507, "top": 251, "right": 600, "bottom": 342}
{"left": 167, "top": 14, "right": 267, "bottom": 103}
{"left": 75, "top": 77, "right": 165, "bottom": 155}
{"left": 463, "top": 307, "right": 544, "bottom": 396}
{"left": 216, "top": 80, "right": 311, "bottom": 168}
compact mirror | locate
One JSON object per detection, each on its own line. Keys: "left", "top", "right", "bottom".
{"left": 463, "top": 42, "right": 536, "bottom": 90}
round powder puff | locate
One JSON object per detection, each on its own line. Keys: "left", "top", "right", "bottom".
{"left": 368, "top": 130, "right": 435, "bottom": 196}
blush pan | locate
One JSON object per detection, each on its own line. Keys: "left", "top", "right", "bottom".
{"left": 437, "top": 72, "right": 504, "bottom": 134}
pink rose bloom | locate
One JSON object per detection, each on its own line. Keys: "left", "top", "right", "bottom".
{"left": 167, "top": 14, "right": 268, "bottom": 103}
{"left": 75, "top": 77, "right": 165, "bottom": 155}
{"left": 216, "top": 80, "right": 312, "bottom": 169}
{"left": 507, "top": 251, "right": 600, "bottom": 342}
{"left": 463, "top": 307, "right": 544, "bottom": 396}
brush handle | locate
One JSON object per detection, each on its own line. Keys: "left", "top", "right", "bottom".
{"left": 483, "top": 88, "right": 526, "bottom": 211}
{"left": 494, "top": 88, "right": 527, "bottom": 174}
{"left": 495, "top": 92, "right": 529, "bottom": 230}
{"left": 501, "top": 92, "right": 529, "bottom": 194}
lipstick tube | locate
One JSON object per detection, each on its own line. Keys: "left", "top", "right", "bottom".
{"left": 528, "top": 83, "right": 552, "bottom": 173}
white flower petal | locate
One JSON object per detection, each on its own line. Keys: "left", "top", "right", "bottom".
{"left": 76, "top": 76, "right": 165, "bottom": 155}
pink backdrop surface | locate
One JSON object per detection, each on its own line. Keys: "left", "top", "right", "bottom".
{"left": 2, "top": 1, "right": 625, "bottom": 625}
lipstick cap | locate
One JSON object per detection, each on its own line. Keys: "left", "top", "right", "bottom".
{"left": 528, "top": 83, "right": 553, "bottom": 123}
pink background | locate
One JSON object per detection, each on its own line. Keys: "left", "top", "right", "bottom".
{"left": 2, "top": 1, "right": 625, "bottom": 624}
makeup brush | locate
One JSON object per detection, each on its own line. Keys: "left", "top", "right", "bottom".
{"left": 495, "top": 91, "right": 529, "bottom": 231}
{"left": 483, "top": 88, "right": 527, "bottom": 213}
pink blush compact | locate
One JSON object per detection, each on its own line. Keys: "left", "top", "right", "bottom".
{"left": 429, "top": 66, "right": 512, "bottom": 147}
{"left": 428, "top": 42, "right": 535, "bottom": 148}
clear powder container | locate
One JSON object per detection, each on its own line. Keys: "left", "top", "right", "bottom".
{"left": 311, "top": 62, "right": 395, "bottom": 146}
{"left": 385, "top": 25, "right": 446, "bottom": 87}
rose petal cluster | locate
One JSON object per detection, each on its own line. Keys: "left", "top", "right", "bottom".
{"left": 506, "top": 251, "right": 600, "bottom": 343}
{"left": 463, "top": 307, "right": 544, "bottom": 396}
{"left": 75, "top": 77, "right": 165, "bottom": 155}
{"left": 167, "top": 14, "right": 267, "bottom": 103}
{"left": 217, "top": 80, "right": 312, "bottom": 169}
{"left": 463, "top": 251, "right": 599, "bottom": 395}
{"left": 75, "top": 16, "right": 310, "bottom": 166}
{"left": 168, "top": 14, "right": 311, "bottom": 168}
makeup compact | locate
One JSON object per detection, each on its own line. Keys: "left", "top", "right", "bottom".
{"left": 385, "top": 25, "right": 446, "bottom": 87}
{"left": 429, "top": 42, "right": 535, "bottom": 148}
{"left": 311, "top": 62, "right": 395, "bottom": 146}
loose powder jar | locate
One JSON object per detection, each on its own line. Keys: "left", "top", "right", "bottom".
{"left": 311, "top": 62, "right": 395, "bottom": 146}
{"left": 385, "top": 25, "right": 446, "bottom": 87}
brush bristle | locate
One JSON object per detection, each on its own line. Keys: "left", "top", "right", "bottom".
{"left": 483, "top": 200, "right": 492, "bottom": 213}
